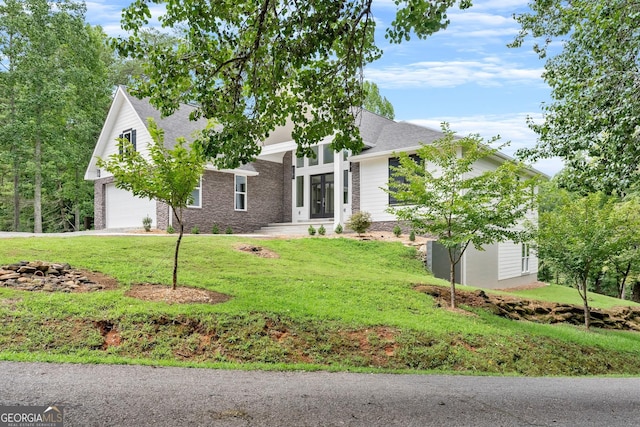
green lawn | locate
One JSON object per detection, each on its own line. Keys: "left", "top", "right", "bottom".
{"left": 507, "top": 284, "right": 640, "bottom": 309}
{"left": 0, "top": 235, "right": 639, "bottom": 376}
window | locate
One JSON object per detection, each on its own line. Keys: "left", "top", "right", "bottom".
{"left": 323, "top": 144, "right": 334, "bottom": 164}
{"left": 388, "top": 154, "right": 420, "bottom": 205}
{"left": 343, "top": 170, "right": 349, "bottom": 204}
{"left": 296, "top": 176, "right": 304, "bottom": 207}
{"left": 521, "top": 243, "right": 530, "bottom": 273}
{"left": 118, "top": 128, "right": 137, "bottom": 156}
{"left": 235, "top": 175, "right": 247, "bottom": 211}
{"left": 188, "top": 176, "right": 202, "bottom": 208}
{"left": 296, "top": 154, "right": 304, "bottom": 168}
{"left": 308, "top": 146, "right": 319, "bottom": 166}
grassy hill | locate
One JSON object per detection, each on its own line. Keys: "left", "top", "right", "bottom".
{"left": 0, "top": 235, "right": 639, "bottom": 376}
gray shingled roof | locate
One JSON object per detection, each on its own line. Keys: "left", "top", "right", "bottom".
{"left": 124, "top": 87, "right": 444, "bottom": 154}
{"left": 122, "top": 86, "right": 208, "bottom": 149}
{"left": 355, "top": 110, "right": 445, "bottom": 155}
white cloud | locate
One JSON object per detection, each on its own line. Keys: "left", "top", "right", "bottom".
{"left": 470, "top": 0, "right": 530, "bottom": 13}
{"left": 86, "top": 1, "right": 167, "bottom": 37}
{"left": 449, "top": 12, "right": 514, "bottom": 27}
{"left": 366, "top": 58, "right": 544, "bottom": 88}
{"left": 406, "top": 112, "right": 562, "bottom": 176}
{"left": 86, "top": 1, "right": 123, "bottom": 35}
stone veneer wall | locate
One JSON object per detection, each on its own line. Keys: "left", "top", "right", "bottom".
{"left": 156, "top": 201, "right": 170, "bottom": 230}
{"left": 282, "top": 152, "right": 292, "bottom": 223}
{"left": 368, "top": 220, "right": 411, "bottom": 233}
{"left": 351, "top": 162, "right": 360, "bottom": 213}
{"left": 180, "top": 159, "right": 285, "bottom": 233}
{"left": 93, "top": 176, "right": 114, "bottom": 230}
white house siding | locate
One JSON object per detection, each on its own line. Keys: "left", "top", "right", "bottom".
{"left": 498, "top": 241, "right": 524, "bottom": 280}
{"left": 498, "top": 241, "right": 538, "bottom": 280}
{"left": 358, "top": 157, "right": 396, "bottom": 222}
{"left": 96, "top": 98, "right": 151, "bottom": 177}
{"left": 468, "top": 156, "right": 500, "bottom": 178}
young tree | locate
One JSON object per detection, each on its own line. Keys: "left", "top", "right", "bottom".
{"left": 98, "top": 119, "right": 206, "bottom": 289}
{"left": 536, "top": 192, "right": 617, "bottom": 329}
{"left": 511, "top": 1, "right": 640, "bottom": 195}
{"left": 114, "top": 0, "right": 472, "bottom": 168}
{"left": 387, "top": 124, "right": 537, "bottom": 308}
{"left": 362, "top": 81, "right": 395, "bottom": 119}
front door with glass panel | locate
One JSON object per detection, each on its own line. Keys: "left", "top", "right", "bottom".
{"left": 310, "top": 173, "right": 334, "bottom": 218}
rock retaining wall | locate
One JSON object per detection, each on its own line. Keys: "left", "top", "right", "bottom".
{"left": 0, "top": 261, "right": 105, "bottom": 292}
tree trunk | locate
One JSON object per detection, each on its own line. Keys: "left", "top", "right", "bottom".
{"left": 12, "top": 159, "right": 20, "bottom": 232}
{"left": 578, "top": 279, "right": 590, "bottom": 330}
{"left": 74, "top": 167, "right": 80, "bottom": 231}
{"left": 449, "top": 260, "right": 456, "bottom": 309}
{"left": 172, "top": 208, "right": 183, "bottom": 290}
{"left": 173, "top": 227, "right": 183, "bottom": 290}
{"left": 34, "top": 134, "right": 42, "bottom": 233}
{"left": 9, "top": 46, "right": 19, "bottom": 232}
{"left": 618, "top": 262, "right": 631, "bottom": 300}
{"left": 632, "top": 281, "right": 640, "bottom": 303}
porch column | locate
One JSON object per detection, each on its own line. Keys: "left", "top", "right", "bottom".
{"left": 334, "top": 149, "right": 344, "bottom": 231}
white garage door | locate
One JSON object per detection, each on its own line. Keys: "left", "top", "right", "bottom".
{"left": 105, "top": 184, "right": 157, "bottom": 229}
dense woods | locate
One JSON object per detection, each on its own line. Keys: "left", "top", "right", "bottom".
{"left": 0, "top": 0, "right": 121, "bottom": 232}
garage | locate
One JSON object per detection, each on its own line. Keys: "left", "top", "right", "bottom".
{"left": 105, "top": 184, "right": 157, "bottom": 229}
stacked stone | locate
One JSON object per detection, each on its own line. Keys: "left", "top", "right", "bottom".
{"left": 0, "top": 261, "right": 104, "bottom": 292}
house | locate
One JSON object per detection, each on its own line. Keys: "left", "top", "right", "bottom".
{"left": 85, "top": 86, "right": 542, "bottom": 289}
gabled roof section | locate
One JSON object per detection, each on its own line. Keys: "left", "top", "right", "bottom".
{"left": 350, "top": 115, "right": 548, "bottom": 178}
{"left": 125, "top": 86, "right": 208, "bottom": 149}
{"left": 85, "top": 86, "right": 210, "bottom": 180}
{"left": 354, "top": 109, "right": 397, "bottom": 148}
{"left": 350, "top": 113, "right": 446, "bottom": 160}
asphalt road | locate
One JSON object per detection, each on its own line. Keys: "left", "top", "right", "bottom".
{"left": 1, "top": 362, "right": 638, "bottom": 426}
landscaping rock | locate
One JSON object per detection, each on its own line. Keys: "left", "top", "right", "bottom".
{"left": 415, "top": 284, "right": 640, "bottom": 332}
{"left": 0, "top": 261, "right": 108, "bottom": 293}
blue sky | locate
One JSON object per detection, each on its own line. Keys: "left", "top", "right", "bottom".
{"left": 85, "top": 0, "right": 560, "bottom": 176}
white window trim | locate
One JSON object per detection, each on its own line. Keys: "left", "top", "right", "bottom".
{"left": 521, "top": 243, "right": 530, "bottom": 273}
{"left": 188, "top": 176, "right": 202, "bottom": 208}
{"left": 235, "top": 175, "right": 247, "bottom": 211}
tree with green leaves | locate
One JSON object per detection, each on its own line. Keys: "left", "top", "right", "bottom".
{"left": 0, "top": 0, "right": 111, "bottom": 232}
{"left": 511, "top": 0, "right": 640, "bottom": 195}
{"left": 605, "top": 196, "right": 640, "bottom": 300}
{"left": 98, "top": 118, "right": 206, "bottom": 289}
{"left": 536, "top": 192, "right": 618, "bottom": 329}
{"left": 0, "top": 0, "right": 27, "bottom": 231}
{"left": 386, "top": 124, "right": 537, "bottom": 308}
{"left": 114, "top": 0, "right": 472, "bottom": 167}
{"left": 362, "top": 81, "right": 395, "bottom": 119}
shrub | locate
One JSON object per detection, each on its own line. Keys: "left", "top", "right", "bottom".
{"left": 167, "top": 225, "right": 175, "bottom": 234}
{"left": 346, "top": 211, "right": 372, "bottom": 236}
{"left": 191, "top": 226, "right": 200, "bottom": 234}
{"left": 318, "top": 225, "right": 326, "bottom": 236}
{"left": 334, "top": 223, "right": 343, "bottom": 234}
{"left": 225, "top": 226, "right": 233, "bottom": 234}
{"left": 211, "top": 224, "right": 220, "bottom": 234}
{"left": 409, "top": 230, "right": 416, "bottom": 242}
{"left": 142, "top": 215, "right": 152, "bottom": 232}
{"left": 393, "top": 224, "right": 402, "bottom": 237}
{"left": 308, "top": 225, "right": 316, "bottom": 236}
